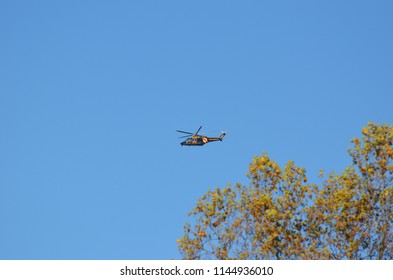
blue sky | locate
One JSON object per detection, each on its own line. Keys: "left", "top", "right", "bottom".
{"left": 1, "top": 1, "right": 392, "bottom": 259}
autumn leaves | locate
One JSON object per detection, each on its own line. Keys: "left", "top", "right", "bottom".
{"left": 177, "top": 122, "right": 393, "bottom": 259}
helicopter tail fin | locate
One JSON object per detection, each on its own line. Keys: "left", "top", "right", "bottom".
{"left": 219, "top": 131, "right": 226, "bottom": 141}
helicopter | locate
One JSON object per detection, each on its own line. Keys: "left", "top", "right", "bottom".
{"left": 176, "top": 126, "right": 226, "bottom": 146}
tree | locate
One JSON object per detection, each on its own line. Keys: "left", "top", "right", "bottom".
{"left": 308, "top": 122, "right": 393, "bottom": 259}
{"left": 177, "top": 122, "right": 393, "bottom": 259}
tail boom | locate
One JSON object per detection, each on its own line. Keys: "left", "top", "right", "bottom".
{"left": 207, "top": 132, "right": 226, "bottom": 142}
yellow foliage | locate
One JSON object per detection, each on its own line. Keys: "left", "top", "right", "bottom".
{"left": 178, "top": 123, "right": 393, "bottom": 260}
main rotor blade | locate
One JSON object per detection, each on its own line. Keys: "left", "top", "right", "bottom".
{"left": 176, "top": 130, "right": 193, "bottom": 134}
{"left": 195, "top": 126, "right": 202, "bottom": 135}
{"left": 178, "top": 135, "right": 190, "bottom": 139}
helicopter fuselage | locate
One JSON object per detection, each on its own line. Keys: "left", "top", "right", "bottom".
{"left": 180, "top": 135, "right": 224, "bottom": 146}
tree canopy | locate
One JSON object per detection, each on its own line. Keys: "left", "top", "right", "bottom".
{"left": 177, "top": 122, "right": 393, "bottom": 259}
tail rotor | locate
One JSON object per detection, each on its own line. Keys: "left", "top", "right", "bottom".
{"left": 219, "top": 130, "right": 227, "bottom": 141}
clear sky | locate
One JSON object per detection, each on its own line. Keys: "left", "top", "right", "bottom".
{"left": 1, "top": 0, "right": 392, "bottom": 259}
